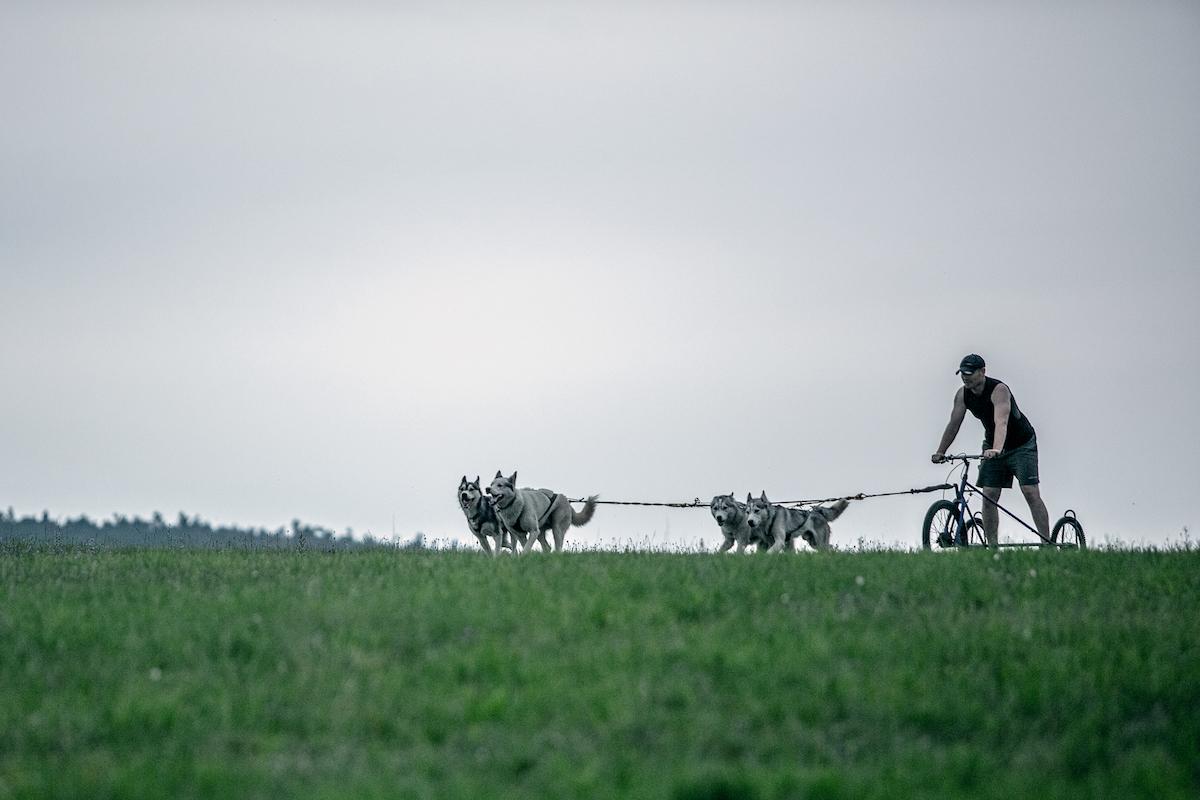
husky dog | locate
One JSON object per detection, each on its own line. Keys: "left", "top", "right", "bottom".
{"left": 744, "top": 491, "right": 848, "bottom": 552}
{"left": 709, "top": 493, "right": 768, "bottom": 553}
{"left": 486, "top": 471, "right": 598, "bottom": 554}
{"left": 458, "top": 476, "right": 512, "bottom": 556}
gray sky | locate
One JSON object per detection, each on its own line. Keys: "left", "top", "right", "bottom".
{"left": 3, "top": 2, "right": 1198, "bottom": 548}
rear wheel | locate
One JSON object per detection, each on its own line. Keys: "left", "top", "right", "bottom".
{"left": 922, "top": 499, "right": 963, "bottom": 550}
{"left": 964, "top": 514, "right": 988, "bottom": 547}
{"left": 1052, "top": 511, "right": 1087, "bottom": 550}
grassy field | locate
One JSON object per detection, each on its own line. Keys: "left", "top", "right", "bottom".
{"left": 2, "top": 545, "right": 1198, "bottom": 799}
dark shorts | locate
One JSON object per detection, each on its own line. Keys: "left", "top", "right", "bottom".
{"left": 977, "top": 435, "right": 1040, "bottom": 488}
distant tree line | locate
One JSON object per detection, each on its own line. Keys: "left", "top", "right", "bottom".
{"left": 0, "top": 507, "right": 418, "bottom": 550}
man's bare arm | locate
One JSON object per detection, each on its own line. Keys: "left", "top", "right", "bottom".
{"left": 932, "top": 388, "right": 967, "bottom": 462}
{"left": 985, "top": 383, "right": 1012, "bottom": 458}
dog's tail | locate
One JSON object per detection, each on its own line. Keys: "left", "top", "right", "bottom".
{"left": 572, "top": 495, "right": 599, "bottom": 526}
{"left": 813, "top": 498, "right": 849, "bottom": 522}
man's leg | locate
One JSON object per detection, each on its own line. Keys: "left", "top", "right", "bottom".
{"left": 1020, "top": 484, "right": 1051, "bottom": 543}
{"left": 981, "top": 487, "right": 1002, "bottom": 548}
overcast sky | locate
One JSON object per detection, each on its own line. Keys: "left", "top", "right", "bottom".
{"left": 3, "top": 2, "right": 1197, "bottom": 549}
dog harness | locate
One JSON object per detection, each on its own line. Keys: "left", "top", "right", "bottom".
{"left": 496, "top": 490, "right": 561, "bottom": 528}
{"left": 768, "top": 507, "right": 813, "bottom": 543}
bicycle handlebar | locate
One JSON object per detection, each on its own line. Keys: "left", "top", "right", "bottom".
{"left": 935, "top": 453, "right": 983, "bottom": 462}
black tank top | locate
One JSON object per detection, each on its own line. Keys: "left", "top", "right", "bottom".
{"left": 963, "top": 377, "right": 1035, "bottom": 451}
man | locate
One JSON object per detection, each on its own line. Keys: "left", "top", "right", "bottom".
{"left": 931, "top": 354, "right": 1050, "bottom": 548}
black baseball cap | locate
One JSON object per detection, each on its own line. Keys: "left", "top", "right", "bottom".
{"left": 956, "top": 354, "right": 986, "bottom": 375}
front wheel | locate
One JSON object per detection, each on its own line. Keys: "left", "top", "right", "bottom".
{"left": 1052, "top": 511, "right": 1087, "bottom": 550}
{"left": 922, "top": 499, "right": 964, "bottom": 550}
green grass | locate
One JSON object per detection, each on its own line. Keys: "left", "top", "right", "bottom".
{"left": 2, "top": 545, "right": 1198, "bottom": 799}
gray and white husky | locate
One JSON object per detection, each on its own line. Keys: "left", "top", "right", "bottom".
{"left": 744, "top": 491, "right": 848, "bottom": 552}
{"left": 709, "top": 493, "right": 768, "bottom": 553}
{"left": 458, "top": 476, "right": 511, "bottom": 556}
{"left": 486, "top": 471, "right": 598, "bottom": 554}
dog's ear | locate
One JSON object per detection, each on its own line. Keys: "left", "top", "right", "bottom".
{"left": 460, "top": 475, "right": 467, "bottom": 486}
{"left": 473, "top": 476, "right": 480, "bottom": 486}
{"left": 509, "top": 470, "right": 518, "bottom": 485}
{"left": 746, "top": 492, "right": 753, "bottom": 504}
{"left": 760, "top": 490, "right": 769, "bottom": 502}
{"left": 495, "top": 470, "right": 504, "bottom": 479}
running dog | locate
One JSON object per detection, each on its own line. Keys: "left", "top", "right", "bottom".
{"left": 744, "top": 491, "right": 848, "bottom": 552}
{"left": 486, "top": 471, "right": 598, "bottom": 554}
{"left": 709, "top": 493, "right": 769, "bottom": 553}
{"left": 458, "top": 476, "right": 511, "bottom": 556}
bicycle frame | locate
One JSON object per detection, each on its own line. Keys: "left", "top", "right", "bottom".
{"left": 942, "top": 456, "right": 1052, "bottom": 547}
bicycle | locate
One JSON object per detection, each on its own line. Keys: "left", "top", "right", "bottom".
{"left": 922, "top": 454, "right": 1086, "bottom": 550}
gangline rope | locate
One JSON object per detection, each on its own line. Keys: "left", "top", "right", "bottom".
{"left": 567, "top": 483, "right": 954, "bottom": 509}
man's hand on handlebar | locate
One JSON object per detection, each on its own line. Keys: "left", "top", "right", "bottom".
{"left": 982, "top": 449, "right": 1001, "bottom": 460}
{"left": 933, "top": 453, "right": 984, "bottom": 463}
